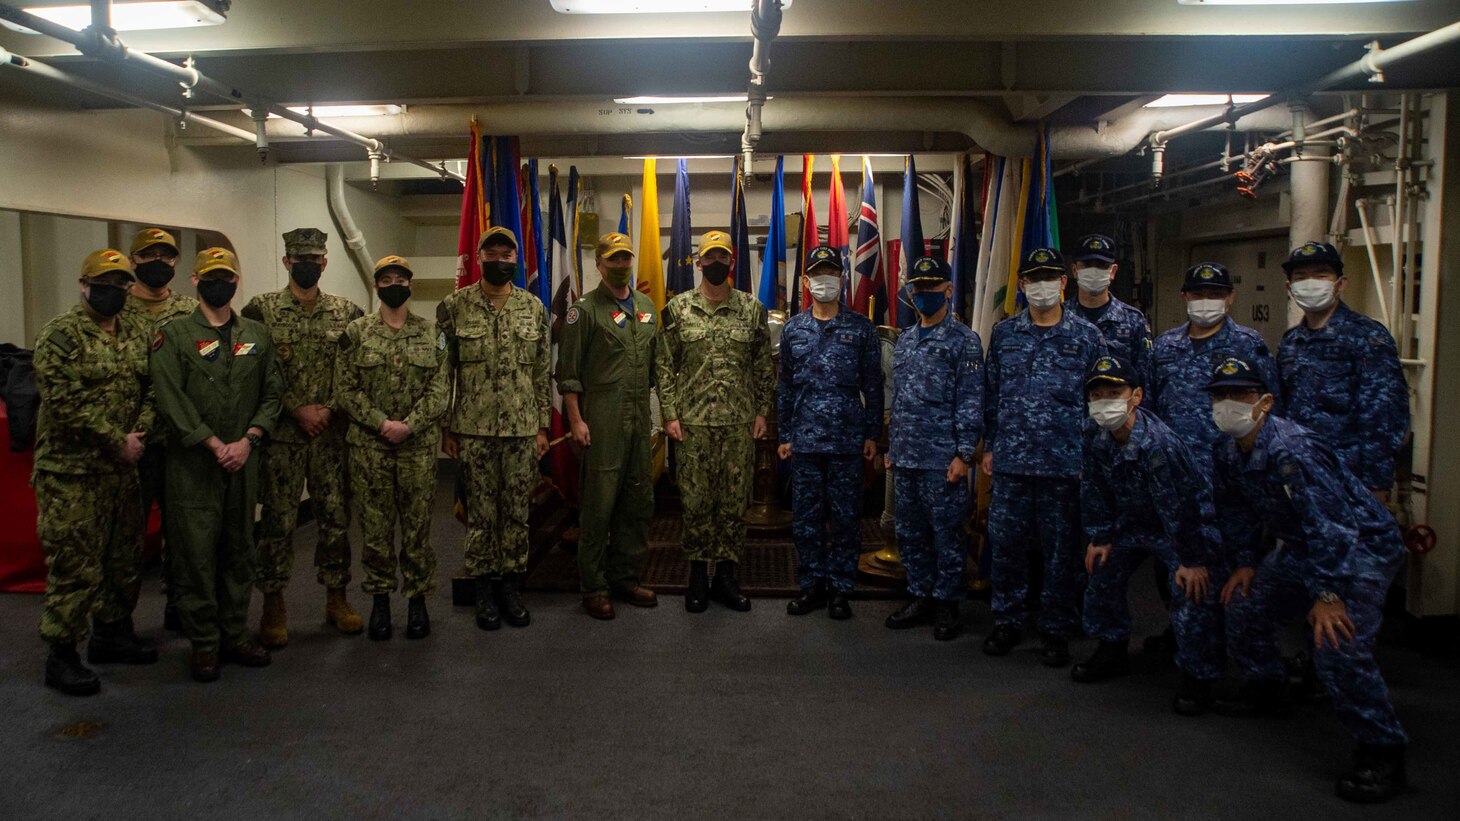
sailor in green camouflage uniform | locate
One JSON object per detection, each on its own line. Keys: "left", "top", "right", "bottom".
{"left": 557, "top": 232, "right": 661, "bottom": 620}
{"left": 438, "top": 227, "right": 551, "bottom": 632}
{"left": 241, "top": 227, "right": 364, "bottom": 645}
{"left": 150, "top": 248, "right": 283, "bottom": 682}
{"left": 655, "top": 230, "right": 773, "bottom": 614}
{"left": 122, "top": 227, "right": 197, "bottom": 631}
{"left": 336, "top": 256, "right": 450, "bottom": 641}
{"left": 33, "top": 249, "right": 157, "bottom": 696}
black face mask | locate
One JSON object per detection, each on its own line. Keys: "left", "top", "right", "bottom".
{"left": 290, "top": 260, "right": 323, "bottom": 289}
{"left": 377, "top": 284, "right": 411, "bottom": 308}
{"left": 197, "top": 278, "right": 237, "bottom": 308}
{"left": 481, "top": 260, "right": 516, "bottom": 286}
{"left": 134, "top": 259, "right": 175, "bottom": 289}
{"left": 85, "top": 283, "right": 128, "bottom": 317}
{"left": 701, "top": 261, "right": 731, "bottom": 286}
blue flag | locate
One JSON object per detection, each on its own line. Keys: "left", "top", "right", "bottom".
{"left": 667, "top": 159, "right": 694, "bottom": 295}
{"left": 618, "top": 195, "right": 630, "bottom": 235}
{"left": 567, "top": 166, "right": 582, "bottom": 294}
{"left": 730, "top": 157, "right": 753, "bottom": 292}
{"left": 898, "top": 154, "right": 924, "bottom": 329}
{"left": 526, "top": 159, "right": 548, "bottom": 305}
{"left": 486, "top": 136, "right": 526, "bottom": 288}
{"left": 757, "top": 155, "right": 786, "bottom": 311}
{"left": 950, "top": 154, "right": 980, "bottom": 322}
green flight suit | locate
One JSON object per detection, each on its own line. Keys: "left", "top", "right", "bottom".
{"left": 150, "top": 308, "right": 283, "bottom": 652}
{"left": 241, "top": 289, "right": 362, "bottom": 593}
{"left": 655, "top": 288, "right": 773, "bottom": 563}
{"left": 334, "top": 312, "right": 451, "bottom": 598}
{"left": 32, "top": 305, "right": 155, "bottom": 645}
{"left": 556, "top": 285, "right": 657, "bottom": 595}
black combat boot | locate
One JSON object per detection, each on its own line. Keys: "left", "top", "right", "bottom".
{"left": 709, "top": 561, "right": 752, "bottom": 612}
{"left": 1173, "top": 673, "right": 1215, "bottom": 716}
{"left": 787, "top": 580, "right": 827, "bottom": 615}
{"left": 685, "top": 561, "right": 710, "bottom": 613}
{"left": 885, "top": 597, "right": 936, "bottom": 629}
{"left": 368, "top": 594, "right": 392, "bottom": 641}
{"left": 45, "top": 643, "right": 100, "bottom": 696}
{"left": 1336, "top": 744, "right": 1407, "bottom": 804}
{"left": 1288, "top": 651, "right": 1331, "bottom": 705}
{"left": 1213, "top": 679, "right": 1294, "bottom": 719}
{"left": 1071, "top": 640, "right": 1130, "bottom": 683}
{"left": 827, "top": 590, "right": 852, "bottom": 620}
{"left": 1039, "top": 634, "right": 1071, "bottom": 668}
{"left": 475, "top": 575, "right": 501, "bottom": 631}
{"left": 405, "top": 596, "right": 430, "bottom": 640}
{"left": 932, "top": 601, "right": 962, "bottom": 641}
{"left": 87, "top": 618, "right": 158, "bottom": 665}
{"left": 498, "top": 575, "right": 531, "bottom": 627}
{"left": 982, "top": 624, "right": 1023, "bottom": 656}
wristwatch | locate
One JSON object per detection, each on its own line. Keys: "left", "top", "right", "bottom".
{"left": 1316, "top": 591, "right": 1341, "bottom": 605}
{"left": 245, "top": 432, "right": 263, "bottom": 448}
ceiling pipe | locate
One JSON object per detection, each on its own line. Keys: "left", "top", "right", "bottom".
{"left": 741, "top": 0, "right": 783, "bottom": 182}
{"left": 259, "top": 98, "right": 1293, "bottom": 161}
{"left": 325, "top": 164, "right": 376, "bottom": 298}
{"left": 0, "top": 1, "right": 464, "bottom": 183}
{"left": 1148, "top": 20, "right": 1460, "bottom": 148}
{"left": 0, "top": 47, "right": 255, "bottom": 142}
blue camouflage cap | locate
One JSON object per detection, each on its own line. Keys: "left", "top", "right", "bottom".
{"left": 1072, "top": 234, "right": 1118, "bottom": 265}
{"left": 907, "top": 255, "right": 951, "bottom": 284}
{"left": 1018, "top": 247, "right": 1066, "bottom": 277}
{"left": 1182, "top": 261, "right": 1233, "bottom": 292}
{"left": 806, "top": 245, "right": 843, "bottom": 273}
{"left": 1205, "top": 356, "right": 1269, "bottom": 392}
{"left": 1282, "top": 241, "right": 1344, "bottom": 277}
{"left": 1085, "top": 354, "right": 1140, "bottom": 392}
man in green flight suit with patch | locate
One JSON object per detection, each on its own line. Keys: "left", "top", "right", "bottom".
{"left": 151, "top": 247, "right": 284, "bottom": 682}
{"left": 557, "top": 232, "right": 660, "bottom": 620}
{"left": 656, "top": 230, "right": 773, "bottom": 614}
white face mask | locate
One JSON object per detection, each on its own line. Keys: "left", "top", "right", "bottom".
{"left": 1075, "top": 267, "right": 1111, "bottom": 295}
{"left": 1087, "top": 398, "right": 1131, "bottom": 432}
{"left": 1212, "top": 398, "right": 1263, "bottom": 438}
{"left": 1290, "top": 279, "right": 1337, "bottom": 313}
{"left": 1186, "top": 298, "right": 1228, "bottom": 328}
{"left": 808, "top": 274, "right": 842, "bottom": 303}
{"left": 1023, "top": 279, "right": 1063, "bottom": 309}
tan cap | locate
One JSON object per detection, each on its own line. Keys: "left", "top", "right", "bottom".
{"left": 478, "top": 225, "right": 519, "bottom": 250}
{"left": 699, "top": 230, "right": 733, "bottom": 255}
{"left": 373, "top": 255, "right": 413, "bottom": 278}
{"left": 282, "top": 227, "right": 328, "bottom": 256}
{"left": 81, "top": 249, "right": 133, "bottom": 279}
{"left": 596, "top": 232, "right": 634, "bottom": 258}
{"left": 129, "top": 228, "right": 179, "bottom": 257}
{"left": 194, "top": 247, "right": 240, "bottom": 277}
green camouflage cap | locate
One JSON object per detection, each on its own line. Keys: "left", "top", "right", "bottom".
{"left": 283, "top": 227, "right": 328, "bottom": 256}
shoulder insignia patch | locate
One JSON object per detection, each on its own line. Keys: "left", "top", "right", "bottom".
{"left": 565, "top": 306, "right": 580, "bottom": 325}
{"left": 437, "top": 330, "right": 447, "bottom": 351}
{"left": 151, "top": 330, "right": 164, "bottom": 352}
{"left": 47, "top": 329, "right": 78, "bottom": 356}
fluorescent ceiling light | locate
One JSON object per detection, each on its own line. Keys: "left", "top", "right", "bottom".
{"left": 614, "top": 95, "right": 759, "bottom": 104}
{"left": 14, "top": 1, "right": 226, "bottom": 32}
{"left": 1144, "top": 93, "right": 1270, "bottom": 108}
{"left": 553, "top": 1, "right": 792, "bottom": 13}
{"left": 274, "top": 105, "right": 404, "bottom": 118}
{"left": 1177, "top": 1, "right": 1409, "bottom": 5}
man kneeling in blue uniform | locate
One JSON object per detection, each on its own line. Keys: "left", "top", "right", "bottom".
{"left": 1207, "top": 356, "right": 1408, "bottom": 804}
{"left": 1073, "top": 355, "right": 1224, "bottom": 716}
{"left": 885, "top": 256, "right": 983, "bottom": 640}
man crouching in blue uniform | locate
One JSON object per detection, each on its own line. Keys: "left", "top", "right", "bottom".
{"left": 982, "top": 248, "right": 1107, "bottom": 667}
{"left": 884, "top": 256, "right": 983, "bottom": 640}
{"left": 1073, "top": 355, "right": 1224, "bottom": 716}
{"left": 1206, "top": 355, "right": 1408, "bottom": 804}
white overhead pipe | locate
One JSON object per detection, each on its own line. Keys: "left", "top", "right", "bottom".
{"left": 741, "top": 0, "right": 782, "bottom": 180}
{"left": 325, "top": 164, "right": 375, "bottom": 299}
{"left": 1353, "top": 197, "right": 1390, "bottom": 328}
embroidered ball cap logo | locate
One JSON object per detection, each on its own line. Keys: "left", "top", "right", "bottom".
{"left": 1218, "top": 359, "right": 1241, "bottom": 376}
{"left": 1032, "top": 249, "right": 1052, "bottom": 263}
{"left": 1198, "top": 265, "right": 1217, "bottom": 279}
{"left": 1086, "top": 237, "right": 1105, "bottom": 250}
{"left": 1095, "top": 357, "right": 1114, "bottom": 373}
{"left": 1297, "top": 243, "right": 1322, "bottom": 257}
{"left": 916, "top": 259, "right": 934, "bottom": 272}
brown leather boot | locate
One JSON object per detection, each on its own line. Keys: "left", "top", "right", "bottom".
{"left": 611, "top": 585, "right": 659, "bottom": 608}
{"left": 221, "top": 640, "right": 272, "bottom": 668}
{"left": 190, "top": 649, "right": 221, "bottom": 683}
{"left": 583, "top": 593, "right": 616, "bottom": 620}
{"left": 325, "top": 587, "right": 364, "bottom": 635}
{"left": 258, "top": 591, "right": 289, "bottom": 648}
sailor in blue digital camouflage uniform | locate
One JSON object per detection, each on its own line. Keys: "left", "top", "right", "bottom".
{"left": 1073, "top": 355, "right": 1224, "bottom": 716}
{"left": 1065, "top": 234, "right": 1150, "bottom": 380}
{"left": 1145, "top": 261, "right": 1277, "bottom": 655}
{"left": 884, "top": 256, "right": 983, "bottom": 641}
{"left": 981, "top": 247, "right": 1107, "bottom": 667}
{"left": 778, "top": 245, "right": 883, "bottom": 620}
{"left": 1205, "top": 355, "right": 1408, "bottom": 804}
{"left": 1278, "top": 241, "right": 1408, "bottom": 501}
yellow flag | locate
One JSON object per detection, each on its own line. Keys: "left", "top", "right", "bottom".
{"left": 635, "top": 158, "right": 666, "bottom": 312}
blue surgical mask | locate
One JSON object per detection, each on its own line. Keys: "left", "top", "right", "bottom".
{"left": 910, "top": 288, "right": 947, "bottom": 316}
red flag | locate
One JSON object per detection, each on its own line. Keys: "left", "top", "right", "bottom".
{"left": 519, "top": 162, "right": 540, "bottom": 294}
{"left": 799, "top": 154, "right": 818, "bottom": 310}
{"left": 827, "top": 154, "right": 849, "bottom": 281}
{"left": 885, "top": 238, "right": 902, "bottom": 328}
{"left": 455, "top": 119, "right": 486, "bottom": 289}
